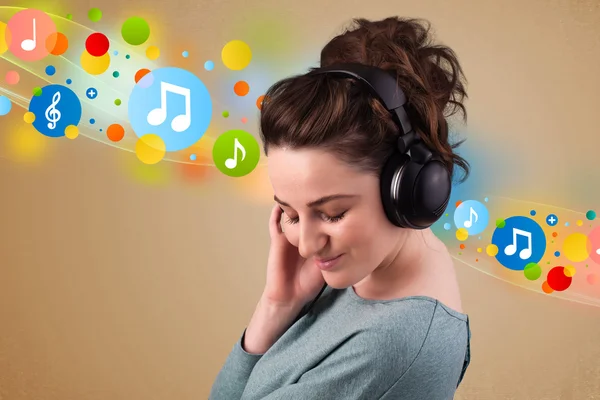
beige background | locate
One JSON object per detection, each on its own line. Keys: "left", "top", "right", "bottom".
{"left": 2, "top": 0, "right": 600, "bottom": 399}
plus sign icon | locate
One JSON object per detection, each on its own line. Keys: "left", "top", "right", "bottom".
{"left": 86, "top": 87, "right": 98, "bottom": 99}
{"left": 546, "top": 214, "right": 558, "bottom": 226}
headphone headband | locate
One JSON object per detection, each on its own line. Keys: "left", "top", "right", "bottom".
{"left": 311, "top": 63, "right": 417, "bottom": 153}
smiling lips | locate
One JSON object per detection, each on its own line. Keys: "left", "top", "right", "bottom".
{"left": 314, "top": 254, "right": 344, "bottom": 270}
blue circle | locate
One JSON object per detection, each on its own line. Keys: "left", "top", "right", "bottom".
{"left": 28, "top": 85, "right": 82, "bottom": 138}
{"left": 114, "top": 50, "right": 119, "bottom": 55}
{"left": 491, "top": 216, "right": 547, "bottom": 271}
{"left": 90, "top": 118, "right": 95, "bottom": 124}
{"left": 0, "top": 96, "right": 12, "bottom": 116}
{"left": 453, "top": 200, "right": 489, "bottom": 235}
{"left": 86, "top": 88, "right": 98, "bottom": 99}
{"left": 443, "top": 222, "right": 451, "bottom": 230}
{"left": 554, "top": 251, "right": 560, "bottom": 257}
{"left": 190, "top": 153, "right": 196, "bottom": 161}
{"left": 484, "top": 197, "right": 488, "bottom": 202}
{"left": 128, "top": 67, "right": 212, "bottom": 152}
{"left": 546, "top": 214, "right": 558, "bottom": 226}
{"left": 530, "top": 210, "right": 536, "bottom": 216}
{"left": 565, "top": 222, "right": 570, "bottom": 227}
{"left": 204, "top": 60, "right": 214, "bottom": 71}
{"left": 66, "top": 79, "right": 72, "bottom": 85}
{"left": 182, "top": 51, "right": 189, "bottom": 58}
{"left": 45, "top": 65, "right": 56, "bottom": 76}
{"left": 99, "top": 128, "right": 103, "bottom": 132}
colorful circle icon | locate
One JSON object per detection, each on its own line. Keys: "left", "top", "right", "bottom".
{"left": 86, "top": 87, "right": 98, "bottom": 99}
{"left": 28, "top": 84, "right": 82, "bottom": 138}
{"left": 213, "top": 129, "right": 261, "bottom": 177}
{"left": 491, "top": 216, "right": 547, "bottom": 271}
{"left": 453, "top": 200, "right": 489, "bottom": 235}
{"left": 128, "top": 67, "right": 212, "bottom": 152}
{"left": 7, "top": 9, "right": 57, "bottom": 62}
{"left": 546, "top": 214, "right": 558, "bottom": 226}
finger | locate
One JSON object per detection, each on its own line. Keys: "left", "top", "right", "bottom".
{"left": 269, "top": 203, "right": 284, "bottom": 238}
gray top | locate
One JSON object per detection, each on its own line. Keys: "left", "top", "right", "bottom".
{"left": 210, "top": 285, "right": 471, "bottom": 399}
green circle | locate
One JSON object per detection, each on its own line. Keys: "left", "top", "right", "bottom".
{"left": 114, "top": 99, "right": 121, "bottom": 106}
{"left": 213, "top": 129, "right": 261, "bottom": 177}
{"left": 88, "top": 8, "right": 102, "bottom": 22}
{"left": 33, "top": 87, "right": 42, "bottom": 96}
{"left": 524, "top": 262, "right": 542, "bottom": 280}
{"left": 121, "top": 17, "right": 150, "bottom": 46}
{"left": 113, "top": 71, "right": 120, "bottom": 78}
{"left": 222, "top": 110, "right": 229, "bottom": 118}
{"left": 495, "top": 218, "right": 506, "bottom": 228}
{"left": 66, "top": 13, "right": 73, "bottom": 20}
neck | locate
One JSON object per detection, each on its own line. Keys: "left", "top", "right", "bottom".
{"left": 354, "top": 227, "right": 447, "bottom": 299}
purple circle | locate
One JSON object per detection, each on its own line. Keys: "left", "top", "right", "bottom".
{"left": 137, "top": 72, "right": 154, "bottom": 89}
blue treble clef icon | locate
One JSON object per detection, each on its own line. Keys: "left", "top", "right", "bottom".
{"left": 45, "top": 91, "right": 62, "bottom": 130}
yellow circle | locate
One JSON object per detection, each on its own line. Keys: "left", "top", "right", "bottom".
{"left": 562, "top": 232, "right": 589, "bottom": 262}
{"left": 486, "top": 244, "right": 499, "bottom": 256}
{"left": 221, "top": 40, "right": 252, "bottom": 70}
{"left": 564, "top": 265, "right": 576, "bottom": 277}
{"left": 146, "top": 45, "right": 160, "bottom": 60}
{"left": 80, "top": 50, "right": 110, "bottom": 75}
{"left": 477, "top": 247, "right": 482, "bottom": 253}
{"left": 456, "top": 228, "right": 468, "bottom": 241}
{"left": 23, "top": 111, "right": 35, "bottom": 124}
{"left": 135, "top": 134, "right": 165, "bottom": 164}
{"left": 576, "top": 220, "right": 583, "bottom": 226}
{"left": 64, "top": 125, "right": 79, "bottom": 139}
{"left": 0, "top": 22, "right": 8, "bottom": 55}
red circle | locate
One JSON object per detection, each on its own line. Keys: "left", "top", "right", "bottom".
{"left": 85, "top": 33, "right": 109, "bottom": 57}
{"left": 546, "top": 266, "right": 572, "bottom": 292}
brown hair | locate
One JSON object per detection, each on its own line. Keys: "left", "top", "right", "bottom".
{"left": 259, "top": 17, "right": 470, "bottom": 183}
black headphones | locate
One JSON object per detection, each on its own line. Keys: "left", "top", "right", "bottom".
{"left": 310, "top": 63, "right": 452, "bottom": 229}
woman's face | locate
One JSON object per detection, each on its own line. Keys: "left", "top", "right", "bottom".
{"left": 267, "top": 147, "right": 403, "bottom": 288}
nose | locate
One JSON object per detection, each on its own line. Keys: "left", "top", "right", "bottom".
{"left": 298, "top": 219, "right": 328, "bottom": 259}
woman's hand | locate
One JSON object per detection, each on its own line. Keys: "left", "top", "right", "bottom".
{"left": 261, "top": 204, "right": 326, "bottom": 309}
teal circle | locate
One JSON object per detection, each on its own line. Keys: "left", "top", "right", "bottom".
{"left": 212, "top": 129, "right": 260, "bottom": 177}
{"left": 121, "top": 17, "right": 150, "bottom": 45}
{"left": 586, "top": 210, "right": 596, "bottom": 220}
{"left": 113, "top": 71, "right": 119, "bottom": 78}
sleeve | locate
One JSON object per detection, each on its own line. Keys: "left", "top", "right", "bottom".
{"left": 256, "top": 330, "right": 413, "bottom": 400}
{"left": 208, "top": 328, "right": 264, "bottom": 400}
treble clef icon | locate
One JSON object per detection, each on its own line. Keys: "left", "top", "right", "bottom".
{"left": 45, "top": 91, "right": 62, "bottom": 130}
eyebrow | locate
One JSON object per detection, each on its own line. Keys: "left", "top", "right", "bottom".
{"left": 274, "top": 194, "right": 358, "bottom": 208}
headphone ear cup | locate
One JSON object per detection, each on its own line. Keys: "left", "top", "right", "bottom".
{"left": 380, "top": 151, "right": 411, "bottom": 228}
{"left": 406, "top": 158, "right": 452, "bottom": 228}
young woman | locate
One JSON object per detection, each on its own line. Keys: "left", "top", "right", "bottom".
{"left": 210, "top": 16, "right": 472, "bottom": 400}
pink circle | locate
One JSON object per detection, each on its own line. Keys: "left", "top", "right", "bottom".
{"left": 7, "top": 9, "right": 56, "bottom": 61}
{"left": 587, "top": 226, "right": 600, "bottom": 265}
{"left": 5, "top": 71, "right": 19, "bottom": 85}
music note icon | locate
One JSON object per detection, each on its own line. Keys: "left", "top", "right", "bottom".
{"left": 147, "top": 81, "right": 191, "bottom": 132}
{"left": 463, "top": 207, "right": 478, "bottom": 228}
{"left": 504, "top": 228, "right": 532, "bottom": 260}
{"left": 225, "top": 138, "right": 246, "bottom": 169}
{"left": 20, "top": 18, "right": 37, "bottom": 51}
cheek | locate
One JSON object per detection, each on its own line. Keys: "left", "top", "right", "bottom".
{"left": 283, "top": 225, "right": 300, "bottom": 247}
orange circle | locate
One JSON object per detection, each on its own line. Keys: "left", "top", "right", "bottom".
{"left": 46, "top": 32, "right": 68, "bottom": 55}
{"left": 455, "top": 200, "right": 462, "bottom": 208}
{"left": 234, "top": 81, "right": 249, "bottom": 96}
{"left": 542, "top": 281, "right": 554, "bottom": 294}
{"left": 135, "top": 68, "right": 150, "bottom": 83}
{"left": 106, "top": 124, "right": 125, "bottom": 142}
{"left": 256, "top": 95, "right": 265, "bottom": 110}
{"left": 459, "top": 244, "right": 465, "bottom": 249}
{"left": 552, "top": 232, "right": 558, "bottom": 237}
